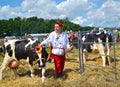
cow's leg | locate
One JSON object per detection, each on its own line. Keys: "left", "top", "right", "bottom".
{"left": 97, "top": 44, "right": 106, "bottom": 66}
{"left": 106, "top": 40, "right": 111, "bottom": 65}
{"left": 41, "top": 67, "right": 46, "bottom": 82}
{"left": 28, "top": 64, "right": 35, "bottom": 77}
{"left": 101, "top": 54, "right": 106, "bottom": 67}
{"left": 26, "top": 57, "right": 35, "bottom": 77}
{"left": 83, "top": 49, "right": 89, "bottom": 64}
{"left": 107, "top": 49, "right": 111, "bottom": 65}
{"left": 0, "top": 56, "right": 11, "bottom": 80}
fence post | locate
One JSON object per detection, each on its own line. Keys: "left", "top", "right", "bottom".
{"left": 78, "top": 31, "right": 84, "bottom": 73}
{"left": 113, "top": 40, "right": 117, "bottom": 81}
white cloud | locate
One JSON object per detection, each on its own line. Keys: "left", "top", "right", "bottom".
{"left": 70, "top": 0, "right": 120, "bottom": 27}
{"left": 20, "top": 0, "right": 59, "bottom": 19}
{"left": 86, "top": 0, "right": 120, "bottom": 27}
{"left": 56, "top": 0, "right": 93, "bottom": 19}
{"left": 0, "top": 0, "right": 94, "bottom": 20}
{"left": 0, "top": 5, "right": 20, "bottom": 19}
{"left": 71, "top": 16, "right": 87, "bottom": 25}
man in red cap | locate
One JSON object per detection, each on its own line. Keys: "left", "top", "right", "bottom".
{"left": 41, "top": 21, "right": 73, "bottom": 78}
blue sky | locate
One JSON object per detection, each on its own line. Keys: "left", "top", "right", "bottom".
{"left": 0, "top": 0, "right": 23, "bottom": 7}
{"left": 0, "top": 0, "right": 62, "bottom": 6}
{"left": 0, "top": 0, "right": 120, "bottom": 28}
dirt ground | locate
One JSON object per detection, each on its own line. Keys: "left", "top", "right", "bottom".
{"left": 0, "top": 48, "right": 120, "bottom": 87}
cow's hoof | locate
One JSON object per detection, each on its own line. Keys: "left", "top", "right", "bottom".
{"left": 0, "top": 76, "right": 2, "bottom": 80}
{"left": 102, "top": 65, "right": 106, "bottom": 67}
{"left": 0, "top": 72, "right": 2, "bottom": 80}
{"left": 41, "top": 77, "right": 46, "bottom": 82}
{"left": 30, "top": 74, "right": 35, "bottom": 77}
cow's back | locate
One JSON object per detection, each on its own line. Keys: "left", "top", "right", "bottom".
{"left": 15, "top": 40, "right": 30, "bottom": 60}
{"left": 82, "top": 31, "right": 111, "bottom": 53}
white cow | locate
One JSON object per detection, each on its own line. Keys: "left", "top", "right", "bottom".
{"left": 81, "top": 29, "right": 112, "bottom": 66}
{"left": 0, "top": 39, "right": 48, "bottom": 82}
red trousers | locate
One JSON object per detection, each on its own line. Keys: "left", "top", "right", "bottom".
{"left": 49, "top": 52, "right": 53, "bottom": 58}
{"left": 52, "top": 54, "right": 66, "bottom": 74}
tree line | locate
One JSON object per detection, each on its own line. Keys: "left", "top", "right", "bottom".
{"left": 0, "top": 16, "right": 94, "bottom": 37}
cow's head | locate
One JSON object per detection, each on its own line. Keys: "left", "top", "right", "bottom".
{"left": 35, "top": 45, "right": 48, "bottom": 67}
{"left": 25, "top": 39, "right": 48, "bottom": 67}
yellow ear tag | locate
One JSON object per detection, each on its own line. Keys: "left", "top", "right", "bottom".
{"left": 35, "top": 45, "right": 42, "bottom": 54}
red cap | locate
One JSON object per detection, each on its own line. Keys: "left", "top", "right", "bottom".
{"left": 56, "top": 21, "right": 63, "bottom": 27}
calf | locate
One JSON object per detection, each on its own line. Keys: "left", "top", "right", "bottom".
{"left": 81, "top": 30, "right": 112, "bottom": 66}
{"left": 0, "top": 39, "right": 48, "bottom": 82}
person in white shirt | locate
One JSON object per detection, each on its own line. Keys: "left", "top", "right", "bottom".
{"left": 41, "top": 21, "right": 73, "bottom": 78}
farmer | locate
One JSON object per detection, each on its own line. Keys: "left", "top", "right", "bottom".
{"left": 40, "top": 21, "right": 73, "bottom": 78}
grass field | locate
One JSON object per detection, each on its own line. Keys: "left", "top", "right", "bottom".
{"left": 0, "top": 47, "right": 120, "bottom": 87}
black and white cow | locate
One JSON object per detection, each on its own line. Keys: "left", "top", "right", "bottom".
{"left": 81, "top": 29, "right": 112, "bottom": 66}
{"left": 0, "top": 38, "right": 48, "bottom": 82}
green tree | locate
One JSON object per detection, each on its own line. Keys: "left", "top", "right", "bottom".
{"left": 0, "top": 16, "right": 88, "bottom": 37}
